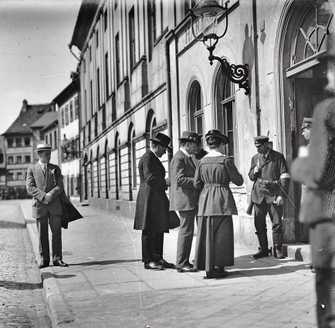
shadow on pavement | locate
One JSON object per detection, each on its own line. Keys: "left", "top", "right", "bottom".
{"left": 70, "top": 259, "right": 141, "bottom": 266}
{"left": 42, "top": 272, "right": 76, "bottom": 280}
{"left": 0, "top": 220, "right": 26, "bottom": 229}
{"left": 0, "top": 280, "right": 42, "bottom": 290}
{"left": 224, "top": 254, "right": 310, "bottom": 278}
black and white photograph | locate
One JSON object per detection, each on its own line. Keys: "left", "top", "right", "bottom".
{"left": 0, "top": 0, "right": 334, "bottom": 327}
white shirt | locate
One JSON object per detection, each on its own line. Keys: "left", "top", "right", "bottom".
{"left": 38, "top": 160, "right": 48, "bottom": 172}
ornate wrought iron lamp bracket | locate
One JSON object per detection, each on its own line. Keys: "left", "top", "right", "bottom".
{"left": 190, "top": 1, "right": 250, "bottom": 95}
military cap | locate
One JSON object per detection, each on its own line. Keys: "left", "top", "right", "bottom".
{"left": 205, "top": 129, "right": 229, "bottom": 144}
{"left": 150, "top": 132, "right": 172, "bottom": 150}
{"left": 179, "top": 131, "right": 199, "bottom": 143}
{"left": 254, "top": 136, "right": 269, "bottom": 146}
{"left": 301, "top": 117, "right": 313, "bottom": 130}
{"left": 36, "top": 143, "right": 52, "bottom": 152}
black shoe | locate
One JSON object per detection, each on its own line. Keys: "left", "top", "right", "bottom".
{"left": 204, "top": 271, "right": 229, "bottom": 279}
{"left": 53, "top": 260, "right": 69, "bottom": 267}
{"left": 253, "top": 249, "right": 270, "bottom": 259}
{"left": 39, "top": 262, "right": 49, "bottom": 269}
{"left": 177, "top": 265, "right": 198, "bottom": 273}
{"left": 159, "top": 259, "right": 175, "bottom": 269}
{"left": 273, "top": 246, "right": 285, "bottom": 259}
{"left": 144, "top": 261, "right": 164, "bottom": 270}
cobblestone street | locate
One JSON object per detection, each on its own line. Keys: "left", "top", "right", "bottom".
{"left": 0, "top": 202, "right": 50, "bottom": 328}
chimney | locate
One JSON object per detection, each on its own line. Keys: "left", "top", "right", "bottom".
{"left": 21, "top": 99, "right": 28, "bottom": 112}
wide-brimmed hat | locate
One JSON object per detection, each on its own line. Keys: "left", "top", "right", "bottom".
{"left": 301, "top": 117, "right": 313, "bottom": 130}
{"left": 179, "top": 131, "right": 199, "bottom": 143}
{"left": 205, "top": 129, "right": 229, "bottom": 144}
{"left": 36, "top": 143, "right": 52, "bottom": 152}
{"left": 150, "top": 132, "right": 172, "bottom": 150}
{"left": 254, "top": 136, "right": 269, "bottom": 146}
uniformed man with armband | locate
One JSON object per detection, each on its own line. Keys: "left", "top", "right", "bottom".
{"left": 248, "top": 136, "right": 290, "bottom": 259}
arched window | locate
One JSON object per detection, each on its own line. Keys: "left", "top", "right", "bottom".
{"left": 89, "top": 150, "right": 93, "bottom": 198}
{"left": 129, "top": 125, "right": 137, "bottom": 189}
{"left": 214, "top": 66, "right": 235, "bottom": 156}
{"left": 104, "top": 140, "right": 109, "bottom": 199}
{"left": 95, "top": 146, "right": 100, "bottom": 198}
{"left": 188, "top": 80, "right": 203, "bottom": 135}
{"left": 145, "top": 110, "right": 157, "bottom": 148}
{"left": 115, "top": 133, "right": 121, "bottom": 200}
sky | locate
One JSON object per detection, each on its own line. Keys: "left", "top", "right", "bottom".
{"left": 0, "top": 0, "right": 82, "bottom": 134}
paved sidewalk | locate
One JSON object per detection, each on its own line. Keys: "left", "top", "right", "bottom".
{"left": 20, "top": 200, "right": 316, "bottom": 328}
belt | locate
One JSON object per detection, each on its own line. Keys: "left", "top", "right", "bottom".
{"left": 204, "top": 183, "right": 228, "bottom": 187}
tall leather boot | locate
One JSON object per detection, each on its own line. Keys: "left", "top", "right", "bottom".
{"left": 253, "top": 232, "right": 269, "bottom": 259}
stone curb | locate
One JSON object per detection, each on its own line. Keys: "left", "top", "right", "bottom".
{"left": 20, "top": 205, "right": 77, "bottom": 328}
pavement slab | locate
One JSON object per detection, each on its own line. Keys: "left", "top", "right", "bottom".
{"left": 19, "top": 199, "right": 317, "bottom": 328}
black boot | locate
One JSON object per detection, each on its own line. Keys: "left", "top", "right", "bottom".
{"left": 273, "top": 232, "right": 285, "bottom": 259}
{"left": 253, "top": 232, "right": 269, "bottom": 259}
{"left": 273, "top": 244, "right": 285, "bottom": 259}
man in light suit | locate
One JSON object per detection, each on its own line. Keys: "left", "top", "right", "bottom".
{"left": 170, "top": 131, "right": 199, "bottom": 272}
{"left": 26, "top": 144, "right": 68, "bottom": 268}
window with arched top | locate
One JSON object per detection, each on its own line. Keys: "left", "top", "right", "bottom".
{"left": 104, "top": 141, "right": 109, "bottom": 199}
{"left": 115, "top": 133, "right": 121, "bottom": 200}
{"left": 290, "top": 3, "right": 333, "bottom": 67}
{"left": 128, "top": 124, "right": 137, "bottom": 195}
{"left": 145, "top": 110, "right": 157, "bottom": 148}
{"left": 188, "top": 80, "right": 203, "bottom": 135}
{"left": 214, "top": 65, "right": 235, "bottom": 156}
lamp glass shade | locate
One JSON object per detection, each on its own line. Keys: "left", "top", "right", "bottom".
{"left": 192, "top": 0, "right": 226, "bottom": 17}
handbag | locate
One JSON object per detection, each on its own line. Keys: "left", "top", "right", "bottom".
{"left": 169, "top": 211, "right": 180, "bottom": 229}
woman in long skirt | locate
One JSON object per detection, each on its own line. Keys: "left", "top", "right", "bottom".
{"left": 194, "top": 130, "right": 243, "bottom": 279}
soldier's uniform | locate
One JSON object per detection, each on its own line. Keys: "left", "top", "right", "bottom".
{"left": 248, "top": 136, "right": 290, "bottom": 259}
{"left": 292, "top": 98, "right": 335, "bottom": 328}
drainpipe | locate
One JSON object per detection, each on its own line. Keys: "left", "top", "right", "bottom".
{"left": 252, "top": 0, "right": 261, "bottom": 136}
{"left": 165, "top": 33, "right": 174, "bottom": 164}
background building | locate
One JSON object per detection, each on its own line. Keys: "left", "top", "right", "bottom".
{"left": 30, "top": 111, "right": 59, "bottom": 165}
{"left": 70, "top": 0, "right": 333, "bottom": 245}
{"left": 0, "top": 136, "right": 6, "bottom": 197}
{"left": 2, "top": 99, "right": 55, "bottom": 198}
{"left": 53, "top": 78, "right": 81, "bottom": 200}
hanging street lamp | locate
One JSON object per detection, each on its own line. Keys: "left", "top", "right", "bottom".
{"left": 190, "top": 0, "right": 250, "bottom": 94}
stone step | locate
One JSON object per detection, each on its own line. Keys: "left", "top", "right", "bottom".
{"left": 283, "top": 243, "right": 311, "bottom": 262}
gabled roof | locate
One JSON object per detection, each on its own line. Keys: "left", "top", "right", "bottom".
{"left": 3, "top": 101, "right": 54, "bottom": 135}
{"left": 70, "top": 0, "right": 100, "bottom": 51}
{"left": 30, "top": 111, "right": 58, "bottom": 131}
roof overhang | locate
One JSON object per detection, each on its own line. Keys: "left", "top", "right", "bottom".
{"left": 70, "top": 0, "right": 100, "bottom": 51}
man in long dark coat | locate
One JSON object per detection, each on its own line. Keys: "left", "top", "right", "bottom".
{"left": 134, "top": 132, "right": 175, "bottom": 270}
{"left": 248, "top": 136, "right": 290, "bottom": 259}
{"left": 170, "top": 131, "right": 199, "bottom": 272}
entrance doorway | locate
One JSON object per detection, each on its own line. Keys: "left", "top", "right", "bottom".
{"left": 280, "top": 0, "right": 333, "bottom": 241}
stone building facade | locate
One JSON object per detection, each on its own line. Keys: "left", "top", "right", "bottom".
{"left": 53, "top": 79, "right": 81, "bottom": 200}
{"left": 70, "top": 0, "right": 334, "bottom": 244}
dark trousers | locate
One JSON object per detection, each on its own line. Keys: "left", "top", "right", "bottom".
{"left": 254, "top": 200, "right": 283, "bottom": 247}
{"left": 37, "top": 214, "right": 62, "bottom": 262}
{"left": 176, "top": 210, "right": 196, "bottom": 268}
{"left": 141, "top": 231, "right": 164, "bottom": 263}
{"left": 316, "top": 269, "right": 335, "bottom": 328}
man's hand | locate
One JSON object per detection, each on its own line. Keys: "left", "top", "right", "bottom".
{"left": 254, "top": 166, "right": 260, "bottom": 174}
{"left": 274, "top": 196, "right": 284, "bottom": 206}
{"left": 44, "top": 193, "right": 53, "bottom": 204}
